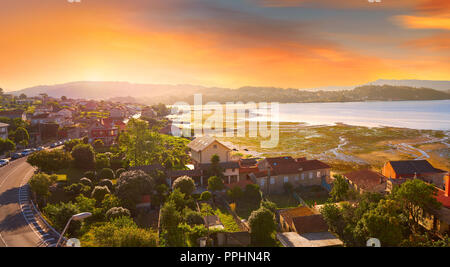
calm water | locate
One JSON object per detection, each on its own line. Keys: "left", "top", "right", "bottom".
{"left": 274, "top": 100, "right": 450, "bottom": 130}
{"left": 171, "top": 100, "right": 450, "bottom": 131}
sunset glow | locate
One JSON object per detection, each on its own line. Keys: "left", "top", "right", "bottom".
{"left": 1, "top": 0, "right": 449, "bottom": 90}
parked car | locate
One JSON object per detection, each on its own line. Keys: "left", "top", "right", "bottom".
{"left": 11, "top": 153, "right": 22, "bottom": 160}
{"left": 36, "top": 146, "right": 44, "bottom": 151}
{"left": 21, "top": 149, "right": 33, "bottom": 156}
{"left": 50, "top": 143, "right": 57, "bottom": 148}
{"left": 0, "top": 159, "right": 9, "bottom": 167}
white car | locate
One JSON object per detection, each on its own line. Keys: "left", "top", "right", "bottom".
{"left": 0, "top": 159, "right": 9, "bottom": 167}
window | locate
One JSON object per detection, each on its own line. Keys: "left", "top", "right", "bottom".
{"left": 295, "top": 175, "right": 299, "bottom": 181}
{"left": 260, "top": 179, "right": 265, "bottom": 186}
{"left": 284, "top": 176, "right": 288, "bottom": 183}
{"left": 301, "top": 173, "right": 305, "bottom": 180}
{"left": 213, "top": 144, "right": 217, "bottom": 149}
{"left": 309, "top": 172, "right": 313, "bottom": 179}
{"left": 270, "top": 178, "right": 275, "bottom": 184}
{"left": 317, "top": 171, "right": 321, "bottom": 178}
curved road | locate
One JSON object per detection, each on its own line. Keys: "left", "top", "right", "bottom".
{"left": 0, "top": 157, "right": 40, "bottom": 247}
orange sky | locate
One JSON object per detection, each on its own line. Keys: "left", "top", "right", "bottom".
{"left": 1, "top": 0, "right": 449, "bottom": 91}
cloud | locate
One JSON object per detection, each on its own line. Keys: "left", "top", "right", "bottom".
{"left": 394, "top": 15, "right": 450, "bottom": 30}
{"left": 404, "top": 33, "right": 450, "bottom": 51}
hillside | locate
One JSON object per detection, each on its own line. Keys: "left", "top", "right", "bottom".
{"left": 8, "top": 81, "right": 450, "bottom": 104}
{"left": 173, "top": 85, "right": 450, "bottom": 104}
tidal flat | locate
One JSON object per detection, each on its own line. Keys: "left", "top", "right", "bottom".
{"left": 218, "top": 122, "right": 450, "bottom": 173}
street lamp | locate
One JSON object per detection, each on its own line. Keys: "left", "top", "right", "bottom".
{"left": 56, "top": 212, "right": 92, "bottom": 247}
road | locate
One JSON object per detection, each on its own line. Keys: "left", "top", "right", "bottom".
{"left": 0, "top": 157, "right": 42, "bottom": 247}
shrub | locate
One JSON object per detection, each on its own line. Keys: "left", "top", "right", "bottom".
{"left": 200, "top": 191, "right": 212, "bottom": 201}
{"left": 115, "top": 168, "right": 126, "bottom": 178}
{"left": 207, "top": 176, "right": 224, "bottom": 192}
{"left": 80, "top": 177, "right": 92, "bottom": 186}
{"left": 184, "top": 209, "right": 204, "bottom": 226}
{"left": 43, "top": 202, "right": 81, "bottom": 236}
{"left": 84, "top": 171, "right": 96, "bottom": 180}
{"left": 95, "top": 153, "right": 110, "bottom": 170}
{"left": 98, "top": 179, "right": 114, "bottom": 192}
{"left": 172, "top": 176, "right": 195, "bottom": 196}
{"left": 99, "top": 168, "right": 115, "bottom": 180}
{"left": 91, "top": 186, "right": 111, "bottom": 203}
{"left": 93, "top": 139, "right": 104, "bottom": 149}
{"left": 105, "top": 207, "right": 131, "bottom": 221}
{"left": 64, "top": 183, "right": 91, "bottom": 199}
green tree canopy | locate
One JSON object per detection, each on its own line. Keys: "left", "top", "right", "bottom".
{"left": 27, "top": 149, "right": 73, "bottom": 173}
{"left": 172, "top": 176, "right": 195, "bottom": 196}
{"left": 248, "top": 207, "right": 277, "bottom": 246}
{"left": 71, "top": 143, "right": 96, "bottom": 170}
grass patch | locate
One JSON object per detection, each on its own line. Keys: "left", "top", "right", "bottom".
{"left": 235, "top": 200, "right": 260, "bottom": 220}
{"left": 214, "top": 207, "right": 241, "bottom": 232}
{"left": 54, "top": 167, "right": 85, "bottom": 184}
{"left": 266, "top": 194, "right": 299, "bottom": 209}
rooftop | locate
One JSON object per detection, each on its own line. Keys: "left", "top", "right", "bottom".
{"left": 277, "top": 232, "right": 343, "bottom": 247}
{"left": 187, "top": 136, "right": 230, "bottom": 152}
{"left": 388, "top": 160, "right": 446, "bottom": 175}
{"left": 344, "top": 169, "right": 387, "bottom": 191}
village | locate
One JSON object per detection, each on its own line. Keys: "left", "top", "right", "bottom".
{"left": 0, "top": 92, "right": 449, "bottom": 247}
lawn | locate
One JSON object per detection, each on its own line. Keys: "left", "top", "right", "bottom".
{"left": 266, "top": 194, "right": 300, "bottom": 209}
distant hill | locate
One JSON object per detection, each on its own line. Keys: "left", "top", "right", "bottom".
{"left": 364, "top": 79, "right": 450, "bottom": 92}
{"left": 9, "top": 81, "right": 205, "bottom": 101}
{"left": 171, "top": 85, "right": 450, "bottom": 104}
{"left": 8, "top": 80, "right": 450, "bottom": 104}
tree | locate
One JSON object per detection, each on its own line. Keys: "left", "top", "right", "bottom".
{"left": 330, "top": 174, "right": 349, "bottom": 201}
{"left": 208, "top": 154, "right": 224, "bottom": 178}
{"left": 27, "top": 150, "right": 73, "bottom": 173}
{"left": 63, "top": 139, "right": 82, "bottom": 152}
{"left": 115, "top": 170, "right": 154, "bottom": 210}
{"left": 160, "top": 200, "right": 185, "bottom": 247}
{"left": 244, "top": 183, "right": 261, "bottom": 203}
{"left": 71, "top": 144, "right": 96, "bottom": 170}
{"left": 19, "top": 93, "right": 27, "bottom": 99}
{"left": 260, "top": 200, "right": 277, "bottom": 214}
{"left": 207, "top": 175, "right": 224, "bottom": 192}
{"left": 13, "top": 127, "right": 29, "bottom": 146}
{"left": 43, "top": 201, "right": 81, "bottom": 236}
{"left": 248, "top": 207, "right": 276, "bottom": 246}
{"left": 64, "top": 183, "right": 92, "bottom": 200}
{"left": 227, "top": 186, "right": 243, "bottom": 202}
{"left": 0, "top": 138, "right": 15, "bottom": 155}
{"left": 80, "top": 178, "right": 92, "bottom": 187}
{"left": 29, "top": 173, "right": 57, "bottom": 204}
{"left": 392, "top": 179, "right": 441, "bottom": 232}
{"left": 172, "top": 176, "right": 195, "bottom": 196}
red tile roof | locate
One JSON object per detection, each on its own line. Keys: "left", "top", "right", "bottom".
{"left": 343, "top": 170, "right": 387, "bottom": 191}
{"left": 268, "top": 158, "right": 330, "bottom": 176}
{"left": 435, "top": 189, "right": 450, "bottom": 208}
{"left": 292, "top": 214, "right": 330, "bottom": 234}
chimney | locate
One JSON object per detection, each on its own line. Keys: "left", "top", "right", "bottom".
{"left": 445, "top": 174, "right": 449, "bottom": 197}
